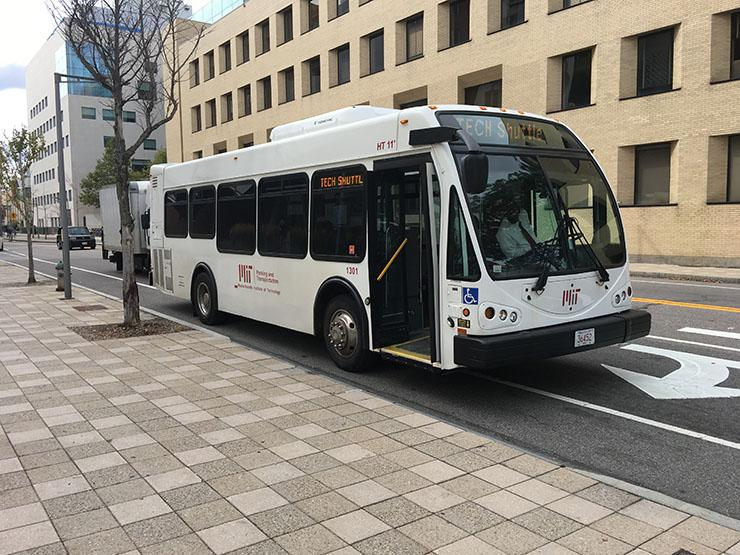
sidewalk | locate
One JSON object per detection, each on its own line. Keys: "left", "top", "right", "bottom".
{"left": 630, "top": 263, "right": 740, "bottom": 284}
{"left": 1, "top": 262, "right": 739, "bottom": 555}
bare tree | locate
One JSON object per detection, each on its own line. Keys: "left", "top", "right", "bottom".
{"left": 50, "top": 0, "right": 203, "bottom": 326}
{"left": 0, "top": 128, "right": 46, "bottom": 284}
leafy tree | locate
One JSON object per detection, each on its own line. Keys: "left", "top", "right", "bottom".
{"left": 52, "top": 0, "right": 203, "bottom": 326}
{"left": 80, "top": 142, "right": 148, "bottom": 208}
{"left": 151, "top": 149, "right": 167, "bottom": 166}
{"left": 0, "top": 128, "right": 45, "bottom": 283}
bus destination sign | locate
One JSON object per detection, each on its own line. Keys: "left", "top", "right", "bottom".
{"left": 319, "top": 173, "right": 365, "bottom": 189}
{"left": 438, "top": 113, "right": 581, "bottom": 151}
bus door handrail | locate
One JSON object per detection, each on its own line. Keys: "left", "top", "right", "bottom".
{"left": 376, "top": 238, "right": 409, "bottom": 282}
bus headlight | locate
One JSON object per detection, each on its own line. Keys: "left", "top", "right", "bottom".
{"left": 614, "top": 294, "right": 621, "bottom": 304}
{"left": 499, "top": 310, "right": 508, "bottom": 321}
{"left": 510, "top": 312, "right": 518, "bottom": 323}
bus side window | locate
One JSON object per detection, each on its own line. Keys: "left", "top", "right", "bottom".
{"left": 258, "top": 174, "right": 309, "bottom": 258}
{"left": 164, "top": 189, "right": 188, "bottom": 238}
{"left": 189, "top": 185, "right": 216, "bottom": 239}
{"left": 217, "top": 180, "right": 256, "bottom": 254}
{"left": 310, "top": 166, "right": 366, "bottom": 262}
{"left": 447, "top": 188, "right": 481, "bottom": 281}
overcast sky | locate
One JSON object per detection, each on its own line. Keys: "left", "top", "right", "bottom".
{"left": 0, "top": 0, "right": 208, "bottom": 139}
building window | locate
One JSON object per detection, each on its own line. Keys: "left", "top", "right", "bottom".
{"left": 561, "top": 49, "right": 592, "bottom": 109}
{"left": 307, "top": 56, "right": 321, "bottom": 95}
{"left": 729, "top": 134, "right": 740, "bottom": 202}
{"left": 257, "top": 19, "right": 270, "bottom": 55}
{"left": 399, "top": 98, "right": 428, "bottom": 109}
{"left": 637, "top": 28, "right": 674, "bottom": 96}
{"left": 335, "top": 44, "right": 350, "bottom": 85}
{"left": 190, "top": 59, "right": 200, "bottom": 87}
{"left": 81, "top": 106, "right": 96, "bottom": 119}
{"left": 193, "top": 151, "right": 203, "bottom": 160}
{"left": 307, "top": 0, "right": 320, "bottom": 32}
{"left": 280, "top": 67, "right": 295, "bottom": 103}
{"left": 258, "top": 174, "right": 309, "bottom": 258}
{"left": 144, "top": 139, "right": 156, "bottom": 150}
{"left": 219, "top": 40, "right": 232, "bottom": 73}
{"left": 217, "top": 181, "right": 256, "bottom": 254}
{"left": 192, "top": 105, "right": 202, "bottom": 132}
{"left": 406, "top": 14, "right": 424, "bottom": 62}
{"left": 501, "top": 0, "right": 525, "bottom": 29}
{"left": 336, "top": 0, "right": 349, "bottom": 18}
{"left": 131, "top": 159, "right": 149, "bottom": 172}
{"left": 464, "top": 80, "right": 502, "bottom": 106}
{"left": 449, "top": 0, "right": 470, "bottom": 47}
{"left": 189, "top": 186, "right": 216, "bottom": 239}
{"left": 204, "top": 50, "right": 215, "bottom": 80}
{"left": 102, "top": 108, "right": 115, "bottom": 121}
{"left": 123, "top": 111, "right": 136, "bottom": 123}
{"left": 205, "top": 99, "right": 217, "bottom": 128}
{"left": 732, "top": 12, "right": 740, "bottom": 80}
{"left": 165, "top": 190, "right": 188, "bottom": 237}
{"left": 635, "top": 143, "right": 671, "bottom": 205}
{"left": 238, "top": 85, "right": 252, "bottom": 117}
{"left": 562, "top": 0, "right": 588, "bottom": 8}
{"left": 280, "top": 6, "right": 293, "bottom": 44}
{"left": 221, "top": 92, "right": 234, "bottom": 122}
{"left": 259, "top": 76, "right": 272, "bottom": 110}
{"left": 368, "top": 30, "right": 384, "bottom": 74}
{"left": 310, "top": 166, "right": 366, "bottom": 261}
{"left": 237, "top": 31, "right": 250, "bottom": 65}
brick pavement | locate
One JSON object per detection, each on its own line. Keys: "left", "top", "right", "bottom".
{"left": 1, "top": 262, "right": 739, "bottom": 555}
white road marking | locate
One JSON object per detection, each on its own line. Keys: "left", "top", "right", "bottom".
{"left": 2, "top": 249, "right": 155, "bottom": 289}
{"left": 603, "top": 344, "right": 740, "bottom": 400}
{"left": 485, "top": 377, "right": 740, "bottom": 451}
{"left": 632, "top": 279, "right": 740, "bottom": 291}
{"left": 648, "top": 335, "right": 740, "bottom": 354}
{"left": 679, "top": 327, "right": 740, "bottom": 341}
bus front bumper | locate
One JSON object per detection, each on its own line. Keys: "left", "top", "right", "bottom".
{"left": 454, "top": 309, "right": 651, "bottom": 369}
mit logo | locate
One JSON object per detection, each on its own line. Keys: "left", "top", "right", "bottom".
{"left": 562, "top": 287, "right": 581, "bottom": 307}
{"left": 238, "top": 264, "right": 253, "bottom": 284}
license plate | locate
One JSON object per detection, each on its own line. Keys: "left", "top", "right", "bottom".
{"left": 574, "top": 328, "right": 595, "bottom": 348}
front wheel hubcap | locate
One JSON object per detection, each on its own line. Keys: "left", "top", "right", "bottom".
{"left": 328, "top": 309, "right": 358, "bottom": 357}
{"left": 197, "top": 283, "right": 211, "bottom": 316}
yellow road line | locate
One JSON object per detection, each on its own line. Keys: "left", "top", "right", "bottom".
{"left": 633, "top": 297, "right": 740, "bottom": 314}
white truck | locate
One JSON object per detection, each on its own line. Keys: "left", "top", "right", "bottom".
{"left": 100, "top": 182, "right": 150, "bottom": 272}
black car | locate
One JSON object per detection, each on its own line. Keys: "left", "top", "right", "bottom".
{"left": 57, "top": 226, "right": 96, "bottom": 250}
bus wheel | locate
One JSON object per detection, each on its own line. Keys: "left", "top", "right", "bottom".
{"left": 193, "top": 272, "right": 223, "bottom": 325}
{"left": 323, "top": 295, "right": 372, "bottom": 372}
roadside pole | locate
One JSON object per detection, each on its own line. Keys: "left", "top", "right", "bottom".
{"left": 53, "top": 72, "right": 72, "bottom": 300}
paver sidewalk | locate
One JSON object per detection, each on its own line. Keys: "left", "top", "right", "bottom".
{"left": 630, "top": 262, "right": 740, "bottom": 284}
{"left": 1, "top": 262, "right": 739, "bottom": 555}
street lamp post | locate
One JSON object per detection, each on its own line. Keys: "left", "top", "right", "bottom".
{"left": 53, "top": 72, "right": 97, "bottom": 300}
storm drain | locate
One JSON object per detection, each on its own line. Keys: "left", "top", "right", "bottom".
{"left": 73, "top": 304, "right": 108, "bottom": 312}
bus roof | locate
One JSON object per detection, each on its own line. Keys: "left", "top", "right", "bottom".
{"left": 154, "top": 105, "right": 567, "bottom": 189}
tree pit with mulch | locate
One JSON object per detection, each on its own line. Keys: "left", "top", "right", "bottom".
{"left": 70, "top": 318, "right": 189, "bottom": 341}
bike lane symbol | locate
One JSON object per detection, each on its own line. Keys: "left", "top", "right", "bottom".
{"left": 462, "top": 287, "right": 479, "bottom": 305}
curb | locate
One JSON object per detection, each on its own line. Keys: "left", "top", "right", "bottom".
{"left": 631, "top": 271, "right": 740, "bottom": 285}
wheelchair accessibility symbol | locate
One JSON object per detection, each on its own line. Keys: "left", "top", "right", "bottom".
{"left": 462, "top": 287, "right": 479, "bottom": 305}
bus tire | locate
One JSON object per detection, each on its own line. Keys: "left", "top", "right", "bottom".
{"left": 323, "top": 295, "right": 373, "bottom": 372}
{"left": 193, "top": 271, "right": 223, "bottom": 325}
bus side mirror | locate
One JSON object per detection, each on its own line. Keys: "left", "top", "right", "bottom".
{"left": 461, "top": 153, "right": 488, "bottom": 194}
{"left": 141, "top": 211, "right": 150, "bottom": 230}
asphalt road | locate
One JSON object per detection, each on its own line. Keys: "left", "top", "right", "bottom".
{"left": 2, "top": 241, "right": 739, "bottom": 521}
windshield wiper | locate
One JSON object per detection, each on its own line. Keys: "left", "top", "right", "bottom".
{"left": 567, "top": 217, "right": 610, "bottom": 284}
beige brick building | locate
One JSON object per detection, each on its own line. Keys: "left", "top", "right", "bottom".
{"left": 167, "top": 0, "right": 740, "bottom": 267}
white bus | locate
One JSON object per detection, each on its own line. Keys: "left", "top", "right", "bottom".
{"left": 148, "top": 105, "right": 650, "bottom": 372}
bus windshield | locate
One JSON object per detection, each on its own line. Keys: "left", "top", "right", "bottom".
{"left": 460, "top": 153, "right": 626, "bottom": 280}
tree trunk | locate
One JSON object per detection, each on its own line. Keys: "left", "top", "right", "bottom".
{"left": 24, "top": 196, "right": 35, "bottom": 284}
{"left": 26, "top": 223, "right": 35, "bottom": 284}
{"left": 114, "top": 96, "right": 140, "bottom": 327}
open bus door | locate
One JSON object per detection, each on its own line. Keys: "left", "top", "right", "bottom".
{"left": 369, "top": 156, "right": 439, "bottom": 366}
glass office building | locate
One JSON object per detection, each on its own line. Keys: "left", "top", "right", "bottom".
{"left": 192, "top": 0, "right": 247, "bottom": 24}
